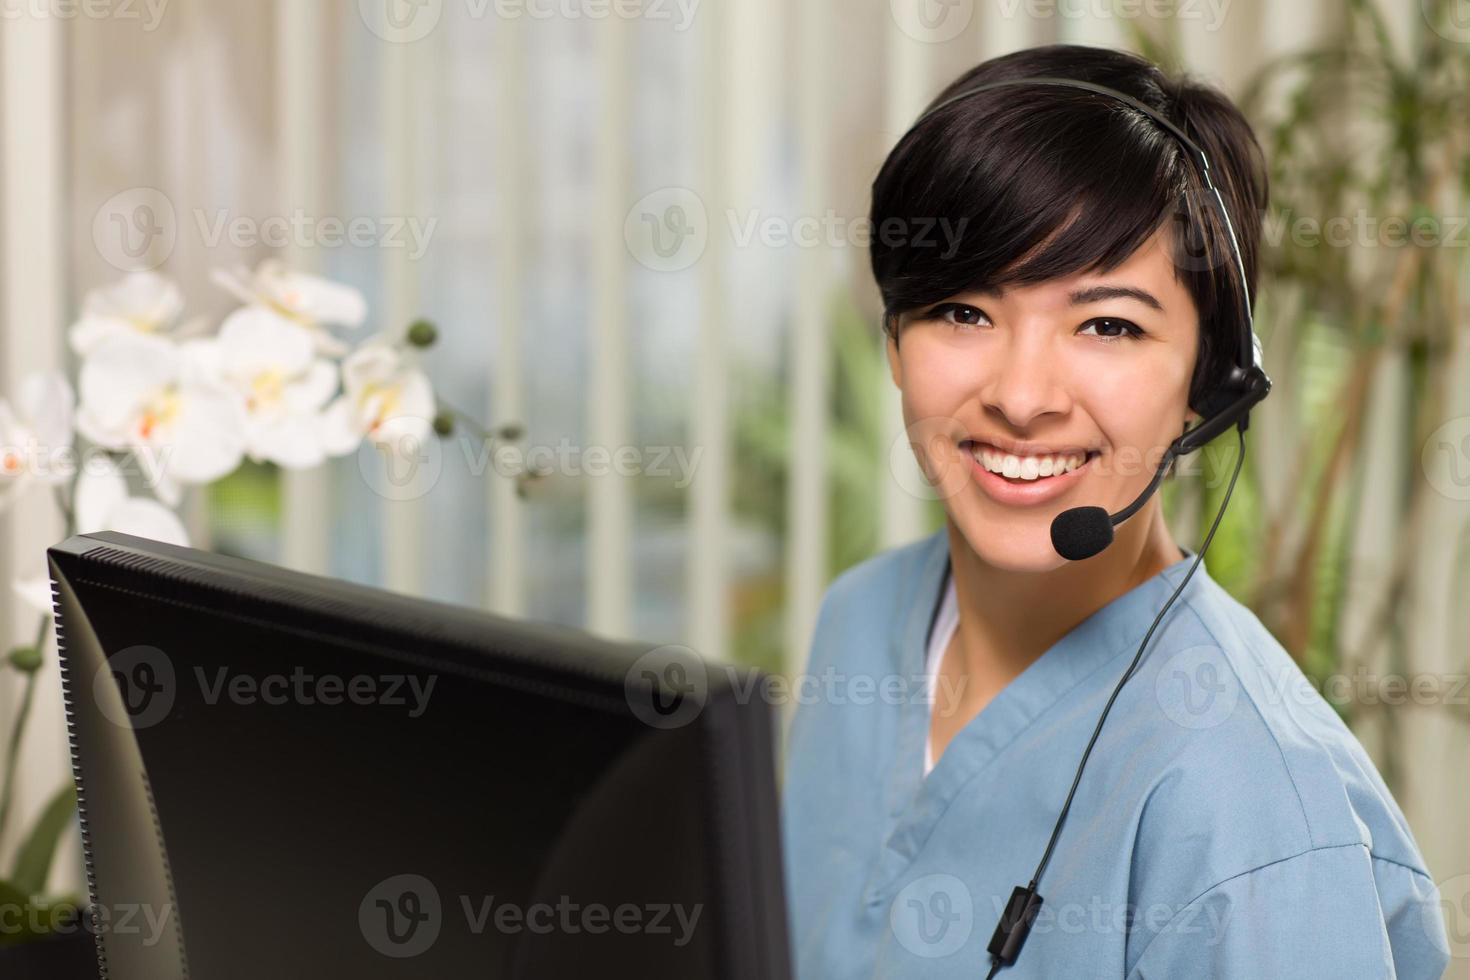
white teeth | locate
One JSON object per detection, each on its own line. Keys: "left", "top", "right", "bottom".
{"left": 970, "top": 444, "right": 1089, "bottom": 482}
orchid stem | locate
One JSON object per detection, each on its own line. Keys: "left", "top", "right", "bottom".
{"left": 53, "top": 483, "right": 74, "bottom": 530}
{"left": 436, "top": 399, "right": 497, "bottom": 443}
{"left": 0, "top": 613, "right": 51, "bottom": 851}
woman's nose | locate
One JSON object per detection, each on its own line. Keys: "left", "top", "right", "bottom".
{"left": 978, "top": 336, "right": 1070, "bottom": 429}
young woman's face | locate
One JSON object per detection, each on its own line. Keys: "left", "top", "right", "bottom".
{"left": 886, "top": 224, "right": 1201, "bottom": 571}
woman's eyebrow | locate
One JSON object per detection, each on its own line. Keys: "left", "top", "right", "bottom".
{"left": 1068, "top": 284, "right": 1164, "bottom": 311}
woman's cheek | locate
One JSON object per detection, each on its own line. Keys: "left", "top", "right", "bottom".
{"left": 899, "top": 411, "right": 970, "bottom": 498}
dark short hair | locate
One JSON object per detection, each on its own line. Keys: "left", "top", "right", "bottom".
{"left": 869, "top": 44, "right": 1268, "bottom": 417}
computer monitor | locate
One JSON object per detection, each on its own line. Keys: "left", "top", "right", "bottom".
{"left": 47, "top": 530, "right": 792, "bottom": 980}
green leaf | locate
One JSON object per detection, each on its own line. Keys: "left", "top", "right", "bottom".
{"left": 9, "top": 782, "right": 77, "bottom": 897}
{"left": 0, "top": 878, "right": 83, "bottom": 947}
{"left": 0, "top": 878, "right": 26, "bottom": 940}
{"left": 0, "top": 877, "right": 42, "bottom": 946}
{"left": 0, "top": 876, "right": 27, "bottom": 906}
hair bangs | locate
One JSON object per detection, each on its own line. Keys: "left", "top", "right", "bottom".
{"left": 872, "top": 85, "right": 1185, "bottom": 322}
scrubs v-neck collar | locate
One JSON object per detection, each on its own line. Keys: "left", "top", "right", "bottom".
{"left": 868, "top": 527, "right": 1203, "bottom": 904}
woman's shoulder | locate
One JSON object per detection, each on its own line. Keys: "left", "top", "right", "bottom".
{"left": 1113, "top": 568, "right": 1435, "bottom": 898}
{"left": 821, "top": 528, "right": 945, "bottom": 611}
{"left": 805, "top": 528, "right": 947, "bottom": 659}
{"left": 1101, "top": 571, "right": 1449, "bottom": 974}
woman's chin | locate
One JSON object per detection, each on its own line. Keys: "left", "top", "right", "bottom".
{"left": 951, "top": 515, "right": 1069, "bottom": 573}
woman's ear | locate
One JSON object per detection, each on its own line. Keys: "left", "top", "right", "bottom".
{"left": 885, "top": 330, "right": 902, "bottom": 389}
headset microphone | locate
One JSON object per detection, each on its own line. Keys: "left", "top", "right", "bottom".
{"left": 1050, "top": 363, "right": 1271, "bottom": 561}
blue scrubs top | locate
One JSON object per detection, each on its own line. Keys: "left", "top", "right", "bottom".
{"left": 780, "top": 528, "right": 1450, "bottom": 978}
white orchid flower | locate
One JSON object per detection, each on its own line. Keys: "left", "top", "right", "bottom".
{"left": 68, "top": 271, "right": 196, "bottom": 356}
{"left": 13, "top": 453, "right": 188, "bottom": 615}
{"left": 187, "top": 307, "right": 341, "bottom": 469}
{"left": 212, "top": 260, "right": 367, "bottom": 355}
{"left": 0, "top": 371, "right": 76, "bottom": 513}
{"left": 75, "top": 333, "right": 247, "bottom": 507}
{"left": 320, "top": 341, "right": 436, "bottom": 458}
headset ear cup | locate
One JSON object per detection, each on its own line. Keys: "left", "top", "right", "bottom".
{"left": 1193, "top": 360, "right": 1268, "bottom": 422}
{"left": 1192, "top": 385, "right": 1236, "bottom": 421}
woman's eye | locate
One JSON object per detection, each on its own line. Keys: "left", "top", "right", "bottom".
{"left": 925, "top": 303, "right": 990, "bottom": 329}
{"left": 1079, "top": 317, "right": 1145, "bottom": 342}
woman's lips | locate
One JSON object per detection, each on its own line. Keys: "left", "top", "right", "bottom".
{"left": 966, "top": 444, "right": 1099, "bottom": 507}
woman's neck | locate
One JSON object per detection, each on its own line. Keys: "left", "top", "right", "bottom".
{"left": 943, "top": 507, "right": 1183, "bottom": 690}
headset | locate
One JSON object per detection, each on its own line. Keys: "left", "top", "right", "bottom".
{"left": 893, "top": 76, "right": 1273, "bottom": 977}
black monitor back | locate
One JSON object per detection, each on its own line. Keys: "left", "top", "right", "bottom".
{"left": 47, "top": 531, "right": 792, "bottom": 980}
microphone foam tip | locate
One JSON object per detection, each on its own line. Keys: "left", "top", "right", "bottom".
{"left": 1051, "top": 506, "right": 1114, "bottom": 561}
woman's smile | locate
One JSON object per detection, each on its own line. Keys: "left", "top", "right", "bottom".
{"left": 962, "top": 438, "right": 1101, "bottom": 507}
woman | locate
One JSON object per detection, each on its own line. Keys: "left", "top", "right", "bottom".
{"left": 780, "top": 45, "right": 1450, "bottom": 979}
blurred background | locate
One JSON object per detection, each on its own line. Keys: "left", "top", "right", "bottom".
{"left": 1, "top": 0, "right": 1468, "bottom": 968}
